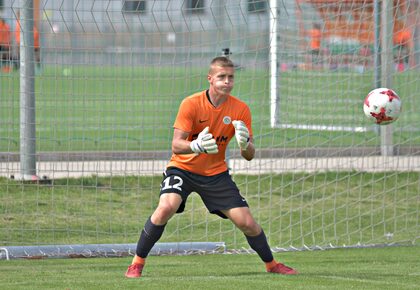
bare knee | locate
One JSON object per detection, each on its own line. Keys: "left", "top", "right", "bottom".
{"left": 151, "top": 203, "right": 177, "bottom": 225}
{"left": 150, "top": 193, "right": 182, "bottom": 225}
{"left": 236, "top": 219, "right": 261, "bottom": 236}
{"left": 222, "top": 208, "right": 261, "bottom": 236}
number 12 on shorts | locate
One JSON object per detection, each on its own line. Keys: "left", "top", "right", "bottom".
{"left": 161, "top": 176, "right": 183, "bottom": 191}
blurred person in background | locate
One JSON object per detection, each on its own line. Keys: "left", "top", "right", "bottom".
{"left": 308, "top": 23, "right": 322, "bottom": 69}
{"left": 14, "top": 11, "right": 41, "bottom": 72}
{"left": 393, "top": 27, "right": 412, "bottom": 72}
{"left": 0, "top": 17, "right": 11, "bottom": 72}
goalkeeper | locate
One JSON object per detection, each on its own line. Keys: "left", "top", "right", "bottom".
{"left": 125, "top": 56, "right": 297, "bottom": 278}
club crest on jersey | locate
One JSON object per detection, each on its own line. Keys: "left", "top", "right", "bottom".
{"left": 223, "top": 116, "right": 231, "bottom": 124}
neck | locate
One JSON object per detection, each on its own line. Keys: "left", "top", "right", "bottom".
{"left": 207, "top": 89, "right": 227, "bottom": 108}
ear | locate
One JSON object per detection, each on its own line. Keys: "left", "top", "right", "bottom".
{"left": 207, "top": 74, "right": 211, "bottom": 81}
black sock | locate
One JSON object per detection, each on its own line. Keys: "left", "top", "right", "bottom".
{"left": 245, "top": 230, "right": 274, "bottom": 263}
{"left": 136, "top": 217, "right": 166, "bottom": 258}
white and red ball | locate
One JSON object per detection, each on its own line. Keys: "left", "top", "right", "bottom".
{"left": 363, "top": 88, "right": 401, "bottom": 125}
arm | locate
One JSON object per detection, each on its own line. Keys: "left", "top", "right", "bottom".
{"left": 240, "top": 138, "right": 255, "bottom": 161}
{"left": 171, "top": 128, "right": 194, "bottom": 154}
{"left": 171, "top": 97, "right": 217, "bottom": 155}
{"left": 172, "top": 127, "right": 218, "bottom": 155}
{"left": 232, "top": 120, "right": 255, "bottom": 161}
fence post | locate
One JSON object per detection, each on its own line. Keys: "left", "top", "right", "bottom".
{"left": 19, "top": 0, "right": 37, "bottom": 180}
{"left": 378, "top": 0, "right": 395, "bottom": 156}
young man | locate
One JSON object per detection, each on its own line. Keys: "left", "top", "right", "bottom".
{"left": 125, "top": 56, "right": 298, "bottom": 278}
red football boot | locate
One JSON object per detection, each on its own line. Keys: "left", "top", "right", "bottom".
{"left": 267, "top": 262, "right": 298, "bottom": 275}
{"left": 125, "top": 263, "right": 144, "bottom": 278}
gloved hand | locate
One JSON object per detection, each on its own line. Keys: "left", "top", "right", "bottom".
{"left": 232, "top": 120, "right": 250, "bottom": 150}
{"left": 190, "top": 126, "right": 219, "bottom": 154}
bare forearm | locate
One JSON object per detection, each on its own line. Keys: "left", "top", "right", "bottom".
{"left": 241, "top": 142, "right": 255, "bottom": 161}
{"left": 172, "top": 139, "right": 194, "bottom": 154}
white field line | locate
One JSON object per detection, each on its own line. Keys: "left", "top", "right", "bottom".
{"left": 276, "top": 123, "right": 371, "bottom": 132}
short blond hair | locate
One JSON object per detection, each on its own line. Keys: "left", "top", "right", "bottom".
{"left": 209, "top": 56, "right": 234, "bottom": 74}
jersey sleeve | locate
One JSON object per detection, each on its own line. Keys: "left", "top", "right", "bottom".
{"left": 173, "top": 98, "right": 195, "bottom": 133}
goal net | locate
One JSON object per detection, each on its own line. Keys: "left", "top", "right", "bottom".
{"left": 0, "top": 0, "right": 419, "bottom": 258}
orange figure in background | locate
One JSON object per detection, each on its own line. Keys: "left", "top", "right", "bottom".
{"left": 308, "top": 23, "right": 322, "bottom": 69}
{"left": 0, "top": 18, "right": 12, "bottom": 72}
{"left": 393, "top": 27, "right": 412, "bottom": 72}
{"left": 14, "top": 13, "right": 41, "bottom": 69}
{"left": 309, "top": 23, "right": 322, "bottom": 53}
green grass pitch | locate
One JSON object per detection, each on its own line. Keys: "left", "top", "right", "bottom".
{"left": 1, "top": 66, "right": 419, "bottom": 288}
{"left": 1, "top": 172, "right": 418, "bottom": 248}
{"left": 1, "top": 67, "right": 419, "bottom": 152}
{"left": 1, "top": 246, "right": 419, "bottom": 290}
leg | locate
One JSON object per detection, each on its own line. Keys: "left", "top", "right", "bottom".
{"left": 136, "top": 193, "right": 181, "bottom": 258}
{"left": 221, "top": 207, "right": 298, "bottom": 275}
{"left": 0, "top": 46, "right": 9, "bottom": 72}
{"left": 221, "top": 207, "right": 271, "bottom": 261}
{"left": 221, "top": 206, "right": 261, "bottom": 236}
{"left": 150, "top": 192, "right": 182, "bottom": 225}
{"left": 137, "top": 192, "right": 182, "bottom": 257}
{"left": 34, "top": 48, "right": 41, "bottom": 74}
{"left": 125, "top": 193, "right": 182, "bottom": 278}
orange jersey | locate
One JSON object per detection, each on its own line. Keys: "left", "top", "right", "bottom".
{"left": 14, "top": 20, "right": 39, "bottom": 48}
{"left": 0, "top": 22, "right": 11, "bottom": 46}
{"left": 309, "top": 29, "right": 321, "bottom": 50}
{"left": 33, "top": 26, "right": 39, "bottom": 48}
{"left": 14, "top": 20, "right": 19, "bottom": 44}
{"left": 394, "top": 29, "right": 411, "bottom": 46}
{"left": 167, "top": 90, "right": 253, "bottom": 176}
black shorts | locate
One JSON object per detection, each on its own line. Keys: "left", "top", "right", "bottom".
{"left": 0, "top": 45, "right": 10, "bottom": 52}
{"left": 159, "top": 167, "right": 248, "bottom": 219}
{"left": 311, "top": 49, "right": 320, "bottom": 55}
{"left": 310, "top": 49, "right": 320, "bottom": 64}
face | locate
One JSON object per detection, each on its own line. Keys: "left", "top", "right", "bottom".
{"left": 207, "top": 66, "right": 235, "bottom": 96}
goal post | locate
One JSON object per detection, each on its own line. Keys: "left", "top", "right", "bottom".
{"left": 269, "top": 0, "right": 280, "bottom": 128}
{"left": 378, "top": 0, "right": 394, "bottom": 156}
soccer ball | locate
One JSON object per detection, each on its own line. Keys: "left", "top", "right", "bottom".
{"left": 363, "top": 88, "right": 401, "bottom": 125}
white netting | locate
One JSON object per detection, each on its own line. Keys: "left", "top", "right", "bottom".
{"left": 0, "top": 1, "right": 419, "bottom": 258}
